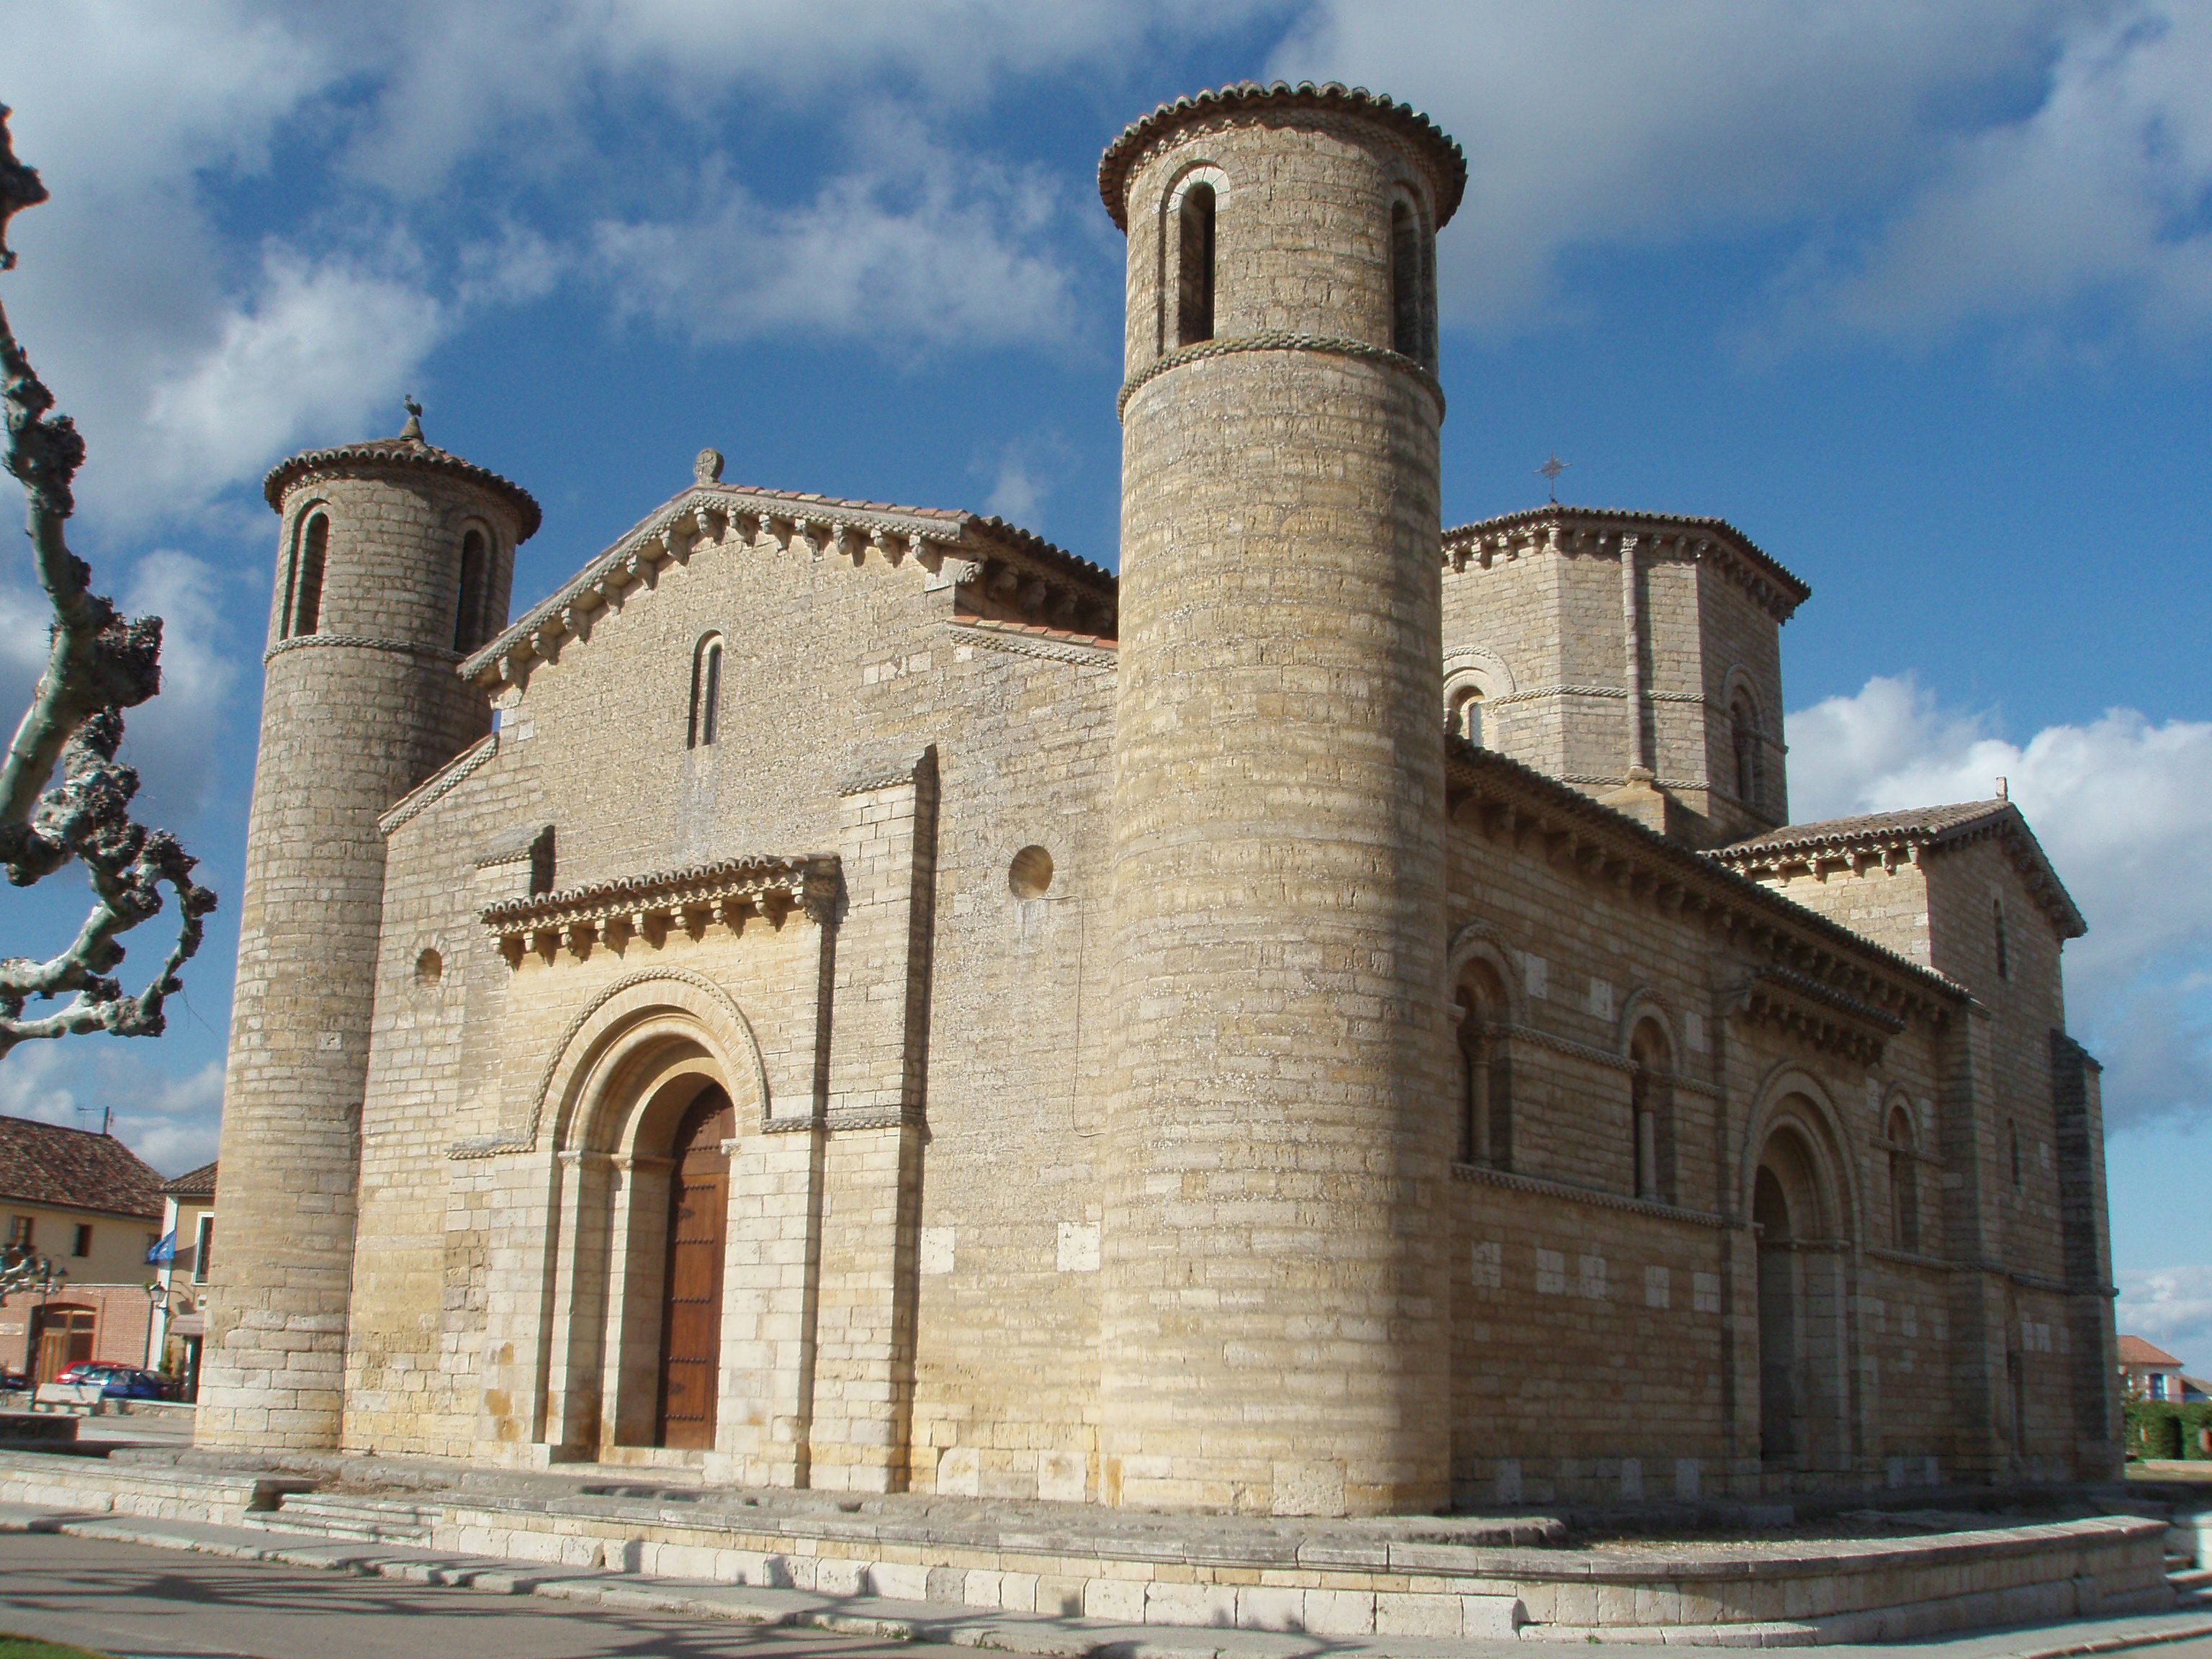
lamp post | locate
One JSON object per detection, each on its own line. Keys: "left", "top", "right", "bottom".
{"left": 143, "top": 1280, "right": 164, "bottom": 1371}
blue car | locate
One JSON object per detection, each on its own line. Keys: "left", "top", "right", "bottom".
{"left": 53, "top": 1362, "right": 169, "bottom": 1399}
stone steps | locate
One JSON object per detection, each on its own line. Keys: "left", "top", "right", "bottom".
{"left": 238, "top": 1493, "right": 437, "bottom": 1545}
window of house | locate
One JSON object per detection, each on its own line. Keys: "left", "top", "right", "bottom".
{"left": 5, "top": 1215, "right": 31, "bottom": 1249}
{"left": 285, "top": 511, "right": 328, "bottom": 639}
{"left": 1731, "top": 691, "right": 1763, "bottom": 809}
{"left": 1629, "top": 1019, "right": 1673, "bottom": 1202}
{"left": 70, "top": 1224, "right": 90, "bottom": 1257}
{"left": 1175, "top": 181, "right": 1216, "bottom": 348}
{"left": 1449, "top": 684, "right": 1485, "bottom": 747}
{"left": 1993, "top": 897, "right": 2010, "bottom": 980}
{"left": 1455, "top": 960, "right": 1512, "bottom": 1169}
{"left": 1887, "top": 1105, "right": 1921, "bottom": 1252}
{"left": 688, "top": 635, "right": 723, "bottom": 749}
{"left": 1390, "top": 197, "right": 1431, "bottom": 363}
{"left": 2152, "top": 1372, "right": 2170, "bottom": 1401}
{"left": 454, "top": 528, "right": 490, "bottom": 654}
{"left": 192, "top": 1215, "right": 214, "bottom": 1285}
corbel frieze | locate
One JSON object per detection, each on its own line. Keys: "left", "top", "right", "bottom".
{"left": 482, "top": 853, "right": 841, "bottom": 966}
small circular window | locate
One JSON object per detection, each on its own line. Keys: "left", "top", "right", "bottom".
{"left": 415, "top": 948, "right": 444, "bottom": 987}
{"left": 1008, "top": 845, "right": 1054, "bottom": 900}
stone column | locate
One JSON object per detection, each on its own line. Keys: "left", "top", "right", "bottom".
{"left": 1097, "top": 86, "right": 1466, "bottom": 1516}
{"left": 197, "top": 426, "right": 535, "bottom": 1451}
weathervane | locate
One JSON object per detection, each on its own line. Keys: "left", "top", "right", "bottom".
{"left": 1537, "top": 454, "right": 1568, "bottom": 504}
{"left": 400, "top": 395, "right": 424, "bottom": 441}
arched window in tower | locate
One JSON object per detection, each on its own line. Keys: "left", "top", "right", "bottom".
{"left": 1731, "top": 691, "right": 1764, "bottom": 810}
{"left": 1454, "top": 959, "right": 1512, "bottom": 1169}
{"left": 1629, "top": 1017, "right": 1673, "bottom": 1202}
{"left": 1175, "top": 181, "right": 1215, "bottom": 347}
{"left": 1993, "top": 897, "right": 2010, "bottom": 980}
{"left": 1887, "top": 1104, "right": 1921, "bottom": 1252}
{"left": 688, "top": 635, "right": 723, "bottom": 749}
{"left": 1390, "top": 197, "right": 1431, "bottom": 362}
{"left": 454, "top": 528, "right": 490, "bottom": 654}
{"left": 285, "top": 511, "right": 329, "bottom": 639}
{"left": 1448, "top": 683, "right": 1485, "bottom": 747}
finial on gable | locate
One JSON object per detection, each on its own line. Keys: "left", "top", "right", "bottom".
{"left": 694, "top": 446, "right": 724, "bottom": 485}
{"left": 400, "top": 395, "right": 424, "bottom": 442}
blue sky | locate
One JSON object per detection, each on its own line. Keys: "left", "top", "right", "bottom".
{"left": 3, "top": 1, "right": 2209, "bottom": 1364}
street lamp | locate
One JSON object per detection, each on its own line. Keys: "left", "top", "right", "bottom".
{"left": 142, "top": 1280, "right": 164, "bottom": 1371}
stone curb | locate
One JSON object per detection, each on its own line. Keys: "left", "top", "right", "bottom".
{"left": 5, "top": 1503, "right": 2206, "bottom": 1659}
{"left": 0, "top": 1505, "right": 1483, "bottom": 1659}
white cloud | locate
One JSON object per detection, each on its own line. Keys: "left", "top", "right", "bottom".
{"left": 590, "top": 127, "right": 1082, "bottom": 356}
{"left": 2118, "top": 1263, "right": 2212, "bottom": 1375}
{"left": 142, "top": 251, "right": 446, "bottom": 500}
{"left": 1274, "top": 0, "right": 2212, "bottom": 344}
{"left": 1786, "top": 674, "right": 2212, "bottom": 1128}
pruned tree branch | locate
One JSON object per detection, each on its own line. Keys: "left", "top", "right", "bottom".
{"left": 0, "top": 106, "right": 216, "bottom": 1060}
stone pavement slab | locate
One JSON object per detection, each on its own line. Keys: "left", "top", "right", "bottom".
{"left": 2, "top": 1501, "right": 2208, "bottom": 1659}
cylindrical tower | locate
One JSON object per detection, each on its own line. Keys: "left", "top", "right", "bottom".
{"left": 196, "top": 411, "right": 536, "bottom": 1450}
{"left": 1097, "top": 84, "right": 1466, "bottom": 1516}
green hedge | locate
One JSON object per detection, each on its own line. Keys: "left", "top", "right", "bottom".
{"left": 2123, "top": 1399, "right": 2212, "bottom": 1460}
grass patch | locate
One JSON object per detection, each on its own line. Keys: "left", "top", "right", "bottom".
{"left": 0, "top": 1635, "right": 121, "bottom": 1659}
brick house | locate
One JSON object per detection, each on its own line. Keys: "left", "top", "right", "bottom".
{"left": 0, "top": 1115, "right": 165, "bottom": 1381}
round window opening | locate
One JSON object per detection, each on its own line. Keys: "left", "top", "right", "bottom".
{"left": 415, "top": 948, "right": 444, "bottom": 987}
{"left": 1008, "top": 845, "right": 1054, "bottom": 900}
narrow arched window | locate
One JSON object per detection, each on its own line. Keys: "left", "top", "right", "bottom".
{"left": 287, "top": 511, "right": 328, "bottom": 638}
{"left": 1887, "top": 1105, "right": 1921, "bottom": 1252}
{"left": 1176, "top": 182, "right": 1215, "bottom": 347}
{"left": 454, "top": 528, "right": 489, "bottom": 654}
{"left": 1993, "top": 897, "right": 2010, "bottom": 980}
{"left": 688, "top": 635, "right": 723, "bottom": 749}
{"left": 2009, "top": 1118, "right": 2023, "bottom": 1190}
{"left": 1390, "top": 198, "right": 1427, "bottom": 360}
{"left": 1455, "top": 961, "right": 1512, "bottom": 1169}
{"left": 1629, "top": 1019, "right": 1673, "bottom": 1202}
{"left": 1449, "top": 684, "right": 1485, "bottom": 747}
{"left": 1731, "top": 691, "right": 1763, "bottom": 809}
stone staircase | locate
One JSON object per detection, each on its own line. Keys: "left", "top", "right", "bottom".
{"left": 238, "top": 1493, "right": 438, "bottom": 1546}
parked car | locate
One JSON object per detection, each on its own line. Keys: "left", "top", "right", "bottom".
{"left": 50, "top": 1362, "right": 168, "bottom": 1399}
{"left": 0, "top": 1366, "right": 24, "bottom": 1391}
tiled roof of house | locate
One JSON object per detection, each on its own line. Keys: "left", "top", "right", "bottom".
{"left": 1712, "top": 799, "right": 2087, "bottom": 942}
{"left": 158, "top": 1160, "right": 217, "bottom": 1198}
{"left": 0, "top": 1117, "right": 162, "bottom": 1220}
{"left": 2118, "top": 1334, "right": 2185, "bottom": 1367}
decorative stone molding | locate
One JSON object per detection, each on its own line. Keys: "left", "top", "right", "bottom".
{"left": 1450, "top": 1160, "right": 1737, "bottom": 1229}
{"left": 379, "top": 735, "right": 498, "bottom": 836}
{"left": 945, "top": 616, "right": 1117, "bottom": 667}
{"left": 266, "top": 633, "right": 465, "bottom": 667}
{"left": 264, "top": 436, "right": 541, "bottom": 539}
{"left": 1118, "top": 330, "right": 1444, "bottom": 422}
{"left": 1492, "top": 684, "right": 1712, "bottom": 708}
{"left": 451, "top": 964, "right": 777, "bottom": 1159}
{"left": 1099, "top": 81, "right": 1467, "bottom": 230}
{"left": 1442, "top": 506, "right": 1809, "bottom": 624}
{"left": 1446, "top": 739, "right": 1959, "bottom": 1034}
{"left": 1726, "top": 966, "right": 1902, "bottom": 1066}
{"left": 482, "top": 853, "right": 840, "bottom": 963}
{"left": 462, "top": 485, "right": 1112, "bottom": 691}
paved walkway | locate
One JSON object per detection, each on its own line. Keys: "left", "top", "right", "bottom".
{"left": 3, "top": 1503, "right": 2211, "bottom": 1659}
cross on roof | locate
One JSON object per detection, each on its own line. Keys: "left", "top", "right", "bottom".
{"left": 1537, "top": 454, "right": 1568, "bottom": 503}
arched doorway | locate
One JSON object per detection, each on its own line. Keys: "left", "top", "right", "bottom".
{"left": 1753, "top": 1166, "right": 1799, "bottom": 1461}
{"left": 1752, "top": 1112, "right": 1848, "bottom": 1474}
{"left": 656, "top": 1085, "right": 732, "bottom": 1449}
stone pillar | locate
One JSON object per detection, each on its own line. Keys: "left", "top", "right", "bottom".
{"left": 1096, "top": 85, "right": 1466, "bottom": 1516}
{"left": 196, "top": 421, "right": 536, "bottom": 1451}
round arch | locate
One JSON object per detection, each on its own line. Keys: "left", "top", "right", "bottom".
{"left": 539, "top": 968, "right": 773, "bottom": 1156}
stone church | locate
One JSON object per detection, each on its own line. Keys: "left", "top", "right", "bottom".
{"left": 198, "top": 83, "right": 2120, "bottom": 1516}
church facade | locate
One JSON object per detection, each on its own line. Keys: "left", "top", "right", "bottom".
{"left": 197, "top": 83, "right": 2121, "bottom": 1516}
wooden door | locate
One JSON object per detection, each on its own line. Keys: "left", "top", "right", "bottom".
{"left": 655, "top": 1088, "right": 733, "bottom": 1449}
{"left": 33, "top": 1305, "right": 94, "bottom": 1382}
